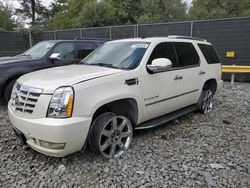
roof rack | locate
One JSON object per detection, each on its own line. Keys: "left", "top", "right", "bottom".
{"left": 74, "top": 37, "right": 109, "bottom": 41}
{"left": 168, "top": 35, "right": 207, "bottom": 42}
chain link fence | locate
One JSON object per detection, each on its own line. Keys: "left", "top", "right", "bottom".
{"left": 0, "top": 17, "right": 249, "bottom": 81}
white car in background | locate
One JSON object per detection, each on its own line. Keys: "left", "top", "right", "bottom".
{"left": 8, "top": 36, "right": 223, "bottom": 158}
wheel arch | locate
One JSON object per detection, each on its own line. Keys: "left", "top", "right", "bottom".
{"left": 91, "top": 98, "right": 139, "bottom": 127}
{"left": 203, "top": 78, "right": 217, "bottom": 94}
{"left": 1, "top": 74, "right": 23, "bottom": 97}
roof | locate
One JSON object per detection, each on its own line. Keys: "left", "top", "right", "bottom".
{"left": 43, "top": 38, "right": 109, "bottom": 43}
{"left": 108, "top": 36, "right": 211, "bottom": 45}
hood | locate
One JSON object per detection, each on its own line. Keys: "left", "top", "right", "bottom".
{"left": 0, "top": 55, "right": 32, "bottom": 65}
{"left": 18, "top": 65, "right": 123, "bottom": 94}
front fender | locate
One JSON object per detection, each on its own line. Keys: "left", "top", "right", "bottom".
{"left": 73, "top": 78, "right": 144, "bottom": 123}
{"left": 5, "top": 66, "right": 33, "bottom": 79}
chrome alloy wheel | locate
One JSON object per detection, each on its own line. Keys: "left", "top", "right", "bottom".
{"left": 99, "top": 116, "right": 132, "bottom": 159}
{"left": 202, "top": 90, "right": 213, "bottom": 114}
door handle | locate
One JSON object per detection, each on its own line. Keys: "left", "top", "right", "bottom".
{"left": 174, "top": 75, "right": 183, "bottom": 80}
{"left": 199, "top": 71, "right": 206, "bottom": 75}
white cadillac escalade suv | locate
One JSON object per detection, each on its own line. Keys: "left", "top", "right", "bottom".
{"left": 8, "top": 36, "right": 223, "bottom": 158}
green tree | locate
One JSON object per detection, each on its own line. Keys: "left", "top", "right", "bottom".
{"left": 49, "top": 0, "right": 68, "bottom": 17}
{"left": 106, "top": 0, "right": 143, "bottom": 24}
{"left": 49, "top": 0, "right": 87, "bottom": 29}
{"left": 137, "top": 0, "right": 187, "bottom": 23}
{"left": 76, "top": 1, "right": 113, "bottom": 27}
{"left": 48, "top": 0, "right": 188, "bottom": 29}
{"left": 189, "top": 0, "right": 250, "bottom": 20}
{"left": 0, "top": 1, "right": 15, "bottom": 31}
{"left": 16, "top": 0, "right": 49, "bottom": 26}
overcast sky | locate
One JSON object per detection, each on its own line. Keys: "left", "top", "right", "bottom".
{"left": 10, "top": 0, "right": 193, "bottom": 8}
{"left": 9, "top": 0, "right": 53, "bottom": 8}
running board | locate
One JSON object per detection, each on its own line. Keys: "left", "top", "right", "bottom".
{"left": 135, "top": 105, "right": 197, "bottom": 130}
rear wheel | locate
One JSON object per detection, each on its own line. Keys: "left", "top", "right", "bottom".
{"left": 4, "top": 79, "right": 16, "bottom": 103}
{"left": 89, "top": 112, "right": 133, "bottom": 159}
{"left": 197, "top": 88, "right": 214, "bottom": 114}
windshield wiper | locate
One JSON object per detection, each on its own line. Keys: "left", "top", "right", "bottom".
{"left": 80, "top": 62, "right": 122, "bottom": 69}
{"left": 90, "top": 63, "right": 120, "bottom": 69}
{"left": 19, "top": 54, "right": 31, "bottom": 57}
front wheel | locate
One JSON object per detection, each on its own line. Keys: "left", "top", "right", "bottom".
{"left": 4, "top": 79, "right": 16, "bottom": 103}
{"left": 89, "top": 112, "right": 133, "bottom": 159}
{"left": 197, "top": 89, "right": 214, "bottom": 114}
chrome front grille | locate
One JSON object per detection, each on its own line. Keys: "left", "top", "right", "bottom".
{"left": 11, "top": 83, "right": 43, "bottom": 114}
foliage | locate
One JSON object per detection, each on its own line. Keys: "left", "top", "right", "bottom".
{"left": 16, "top": 0, "right": 50, "bottom": 27}
{"left": 2, "top": 0, "right": 250, "bottom": 31}
{"left": 49, "top": 0, "right": 187, "bottom": 29}
{"left": 49, "top": 0, "right": 68, "bottom": 17}
{"left": 0, "top": 1, "right": 16, "bottom": 31}
{"left": 189, "top": 0, "right": 250, "bottom": 20}
{"left": 137, "top": 0, "right": 187, "bottom": 23}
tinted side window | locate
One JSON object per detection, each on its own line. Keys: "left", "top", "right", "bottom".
{"left": 198, "top": 44, "right": 220, "bottom": 64}
{"left": 53, "top": 43, "right": 76, "bottom": 61}
{"left": 148, "top": 43, "right": 178, "bottom": 68}
{"left": 75, "top": 42, "right": 96, "bottom": 60}
{"left": 174, "top": 42, "right": 200, "bottom": 67}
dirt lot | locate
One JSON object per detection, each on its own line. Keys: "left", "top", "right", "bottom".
{"left": 0, "top": 82, "right": 249, "bottom": 187}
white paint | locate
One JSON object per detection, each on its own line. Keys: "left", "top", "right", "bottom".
{"left": 9, "top": 37, "right": 222, "bottom": 157}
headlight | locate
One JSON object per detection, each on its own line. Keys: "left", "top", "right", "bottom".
{"left": 47, "top": 87, "right": 74, "bottom": 118}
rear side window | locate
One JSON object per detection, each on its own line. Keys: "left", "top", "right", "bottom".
{"left": 174, "top": 42, "right": 200, "bottom": 67}
{"left": 75, "top": 42, "right": 96, "bottom": 60}
{"left": 198, "top": 44, "right": 220, "bottom": 64}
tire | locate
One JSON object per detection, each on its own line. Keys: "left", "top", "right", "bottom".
{"left": 4, "top": 79, "right": 16, "bottom": 103}
{"left": 197, "top": 88, "right": 214, "bottom": 114}
{"left": 89, "top": 112, "right": 133, "bottom": 159}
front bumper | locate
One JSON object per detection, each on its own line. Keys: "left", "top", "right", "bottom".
{"left": 8, "top": 102, "right": 92, "bottom": 157}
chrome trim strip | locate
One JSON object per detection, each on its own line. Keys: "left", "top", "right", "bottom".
{"left": 145, "top": 89, "right": 199, "bottom": 106}
{"left": 20, "top": 85, "right": 43, "bottom": 94}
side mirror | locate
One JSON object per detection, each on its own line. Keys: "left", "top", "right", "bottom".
{"left": 50, "top": 53, "right": 61, "bottom": 60}
{"left": 147, "top": 58, "right": 172, "bottom": 73}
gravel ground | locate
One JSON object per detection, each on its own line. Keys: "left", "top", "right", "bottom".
{"left": 0, "top": 82, "right": 249, "bottom": 188}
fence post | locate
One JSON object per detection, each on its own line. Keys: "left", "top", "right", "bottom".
{"left": 28, "top": 31, "right": 33, "bottom": 47}
{"left": 136, "top": 25, "right": 139, "bottom": 37}
{"left": 53, "top": 31, "right": 57, "bottom": 40}
{"left": 231, "top": 64, "right": 236, "bottom": 86}
{"left": 109, "top": 27, "right": 112, "bottom": 40}
{"left": 134, "top": 25, "right": 137, "bottom": 38}
{"left": 80, "top": 29, "right": 83, "bottom": 38}
{"left": 190, "top": 21, "right": 194, "bottom": 37}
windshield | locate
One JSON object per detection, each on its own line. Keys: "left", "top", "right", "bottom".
{"left": 21, "top": 41, "right": 57, "bottom": 59}
{"left": 81, "top": 41, "right": 150, "bottom": 70}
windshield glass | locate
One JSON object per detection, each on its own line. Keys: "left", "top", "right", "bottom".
{"left": 81, "top": 41, "right": 150, "bottom": 70}
{"left": 21, "top": 41, "right": 57, "bottom": 59}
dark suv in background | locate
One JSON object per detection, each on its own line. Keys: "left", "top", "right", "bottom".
{"left": 0, "top": 39, "right": 107, "bottom": 102}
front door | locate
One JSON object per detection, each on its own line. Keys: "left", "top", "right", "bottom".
{"left": 49, "top": 42, "right": 79, "bottom": 67}
{"left": 141, "top": 42, "right": 201, "bottom": 122}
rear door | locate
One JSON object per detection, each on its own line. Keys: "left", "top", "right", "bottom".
{"left": 171, "top": 42, "right": 202, "bottom": 106}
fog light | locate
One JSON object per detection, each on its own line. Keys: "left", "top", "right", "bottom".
{"left": 39, "top": 140, "right": 66, "bottom": 150}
